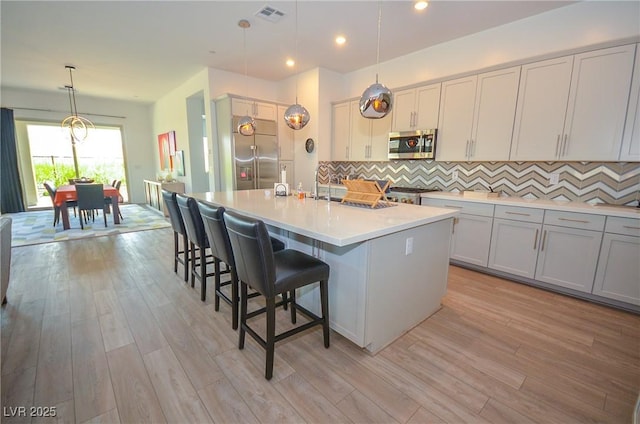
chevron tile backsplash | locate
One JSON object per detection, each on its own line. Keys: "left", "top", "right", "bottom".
{"left": 320, "top": 161, "right": 640, "bottom": 205}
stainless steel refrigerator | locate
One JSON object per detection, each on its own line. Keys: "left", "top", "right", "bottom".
{"left": 232, "top": 117, "right": 278, "bottom": 190}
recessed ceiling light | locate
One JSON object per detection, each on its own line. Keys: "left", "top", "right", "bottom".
{"left": 335, "top": 35, "right": 346, "bottom": 46}
{"left": 286, "top": 58, "right": 295, "bottom": 67}
{"left": 414, "top": 1, "right": 428, "bottom": 11}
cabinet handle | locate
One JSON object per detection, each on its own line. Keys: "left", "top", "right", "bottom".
{"left": 465, "top": 140, "right": 470, "bottom": 159}
{"left": 410, "top": 111, "right": 415, "bottom": 127}
{"left": 541, "top": 230, "right": 547, "bottom": 252}
{"left": 444, "top": 205, "right": 463, "bottom": 209}
{"left": 623, "top": 225, "right": 640, "bottom": 230}
{"left": 452, "top": 217, "right": 458, "bottom": 234}
{"left": 558, "top": 217, "right": 590, "bottom": 224}
{"left": 555, "top": 135, "right": 561, "bottom": 158}
{"left": 345, "top": 146, "right": 349, "bottom": 159}
{"left": 562, "top": 134, "right": 568, "bottom": 157}
{"left": 470, "top": 140, "right": 475, "bottom": 158}
{"left": 505, "top": 211, "right": 531, "bottom": 217}
{"left": 533, "top": 228, "right": 539, "bottom": 250}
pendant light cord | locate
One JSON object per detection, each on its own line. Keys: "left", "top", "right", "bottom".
{"left": 375, "top": 1, "right": 382, "bottom": 84}
{"left": 294, "top": 0, "right": 299, "bottom": 104}
{"left": 243, "top": 23, "right": 249, "bottom": 113}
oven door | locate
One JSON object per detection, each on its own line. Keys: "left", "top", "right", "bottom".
{"left": 388, "top": 131, "right": 425, "bottom": 159}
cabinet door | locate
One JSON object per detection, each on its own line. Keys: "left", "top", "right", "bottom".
{"left": 232, "top": 99, "right": 276, "bottom": 121}
{"left": 437, "top": 75, "right": 477, "bottom": 161}
{"left": 414, "top": 83, "right": 441, "bottom": 129}
{"left": 391, "top": 88, "right": 417, "bottom": 132}
{"left": 350, "top": 101, "right": 370, "bottom": 161}
{"left": 510, "top": 56, "right": 573, "bottom": 161}
{"left": 332, "top": 102, "right": 351, "bottom": 161}
{"left": 277, "top": 105, "right": 295, "bottom": 161}
{"left": 471, "top": 67, "right": 520, "bottom": 161}
{"left": 593, "top": 233, "right": 640, "bottom": 305}
{"left": 620, "top": 43, "right": 640, "bottom": 161}
{"left": 370, "top": 113, "right": 392, "bottom": 161}
{"left": 450, "top": 213, "right": 493, "bottom": 267}
{"left": 488, "top": 218, "right": 541, "bottom": 278}
{"left": 563, "top": 45, "right": 635, "bottom": 161}
{"left": 535, "top": 225, "right": 602, "bottom": 293}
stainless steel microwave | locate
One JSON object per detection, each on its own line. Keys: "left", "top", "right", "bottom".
{"left": 388, "top": 129, "right": 437, "bottom": 160}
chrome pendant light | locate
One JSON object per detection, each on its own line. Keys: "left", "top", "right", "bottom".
{"left": 61, "top": 65, "right": 95, "bottom": 144}
{"left": 284, "top": 0, "right": 310, "bottom": 130}
{"left": 359, "top": 2, "right": 392, "bottom": 119}
{"left": 237, "top": 19, "right": 256, "bottom": 136}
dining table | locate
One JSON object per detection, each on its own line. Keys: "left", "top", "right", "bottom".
{"left": 53, "top": 184, "right": 121, "bottom": 230}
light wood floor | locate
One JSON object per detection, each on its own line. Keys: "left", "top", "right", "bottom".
{"left": 1, "top": 228, "right": 638, "bottom": 423}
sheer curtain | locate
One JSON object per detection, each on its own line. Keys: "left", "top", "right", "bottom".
{"left": 1, "top": 108, "right": 25, "bottom": 213}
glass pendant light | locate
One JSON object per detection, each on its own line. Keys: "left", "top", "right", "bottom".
{"left": 359, "top": 2, "right": 393, "bottom": 119}
{"left": 284, "top": 0, "right": 310, "bottom": 130}
{"left": 237, "top": 19, "right": 255, "bottom": 136}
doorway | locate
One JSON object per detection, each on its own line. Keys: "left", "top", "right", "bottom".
{"left": 15, "top": 121, "right": 128, "bottom": 209}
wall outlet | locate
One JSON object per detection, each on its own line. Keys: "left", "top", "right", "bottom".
{"left": 452, "top": 170, "right": 459, "bottom": 182}
{"left": 549, "top": 172, "right": 560, "bottom": 185}
{"left": 405, "top": 237, "right": 413, "bottom": 256}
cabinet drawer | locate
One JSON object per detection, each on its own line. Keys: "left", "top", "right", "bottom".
{"left": 544, "top": 210, "right": 605, "bottom": 231}
{"left": 494, "top": 205, "right": 544, "bottom": 223}
{"left": 422, "top": 198, "right": 494, "bottom": 217}
{"left": 605, "top": 216, "right": 640, "bottom": 237}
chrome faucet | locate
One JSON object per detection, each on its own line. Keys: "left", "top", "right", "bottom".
{"left": 314, "top": 163, "right": 331, "bottom": 201}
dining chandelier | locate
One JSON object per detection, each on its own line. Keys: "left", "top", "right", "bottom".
{"left": 237, "top": 19, "right": 256, "bottom": 136}
{"left": 61, "top": 65, "right": 94, "bottom": 144}
{"left": 283, "top": 0, "right": 310, "bottom": 130}
{"left": 359, "top": 2, "right": 393, "bottom": 119}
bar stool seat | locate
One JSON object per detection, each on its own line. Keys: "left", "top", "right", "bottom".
{"left": 198, "top": 202, "right": 285, "bottom": 330}
{"left": 162, "top": 190, "right": 189, "bottom": 282}
{"left": 224, "top": 209, "right": 330, "bottom": 380}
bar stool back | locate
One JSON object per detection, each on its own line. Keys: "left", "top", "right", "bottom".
{"left": 162, "top": 190, "right": 189, "bottom": 282}
{"left": 224, "top": 209, "right": 330, "bottom": 380}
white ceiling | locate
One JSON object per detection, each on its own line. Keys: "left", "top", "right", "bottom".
{"left": 1, "top": 1, "right": 575, "bottom": 103}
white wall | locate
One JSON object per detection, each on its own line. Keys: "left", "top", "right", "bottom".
{"left": 1, "top": 86, "right": 154, "bottom": 203}
{"left": 344, "top": 1, "right": 640, "bottom": 98}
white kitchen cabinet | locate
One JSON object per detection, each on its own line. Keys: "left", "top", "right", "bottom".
{"left": 332, "top": 101, "right": 351, "bottom": 161}
{"left": 535, "top": 211, "right": 605, "bottom": 293}
{"left": 511, "top": 45, "right": 636, "bottom": 161}
{"left": 332, "top": 100, "right": 391, "bottom": 161}
{"left": 422, "top": 198, "right": 494, "bottom": 267}
{"left": 277, "top": 105, "right": 295, "bottom": 161}
{"left": 232, "top": 98, "right": 277, "bottom": 121}
{"left": 592, "top": 217, "right": 640, "bottom": 305}
{"left": 437, "top": 67, "right": 520, "bottom": 162}
{"left": 620, "top": 44, "right": 640, "bottom": 161}
{"left": 391, "top": 83, "right": 441, "bottom": 132}
{"left": 488, "top": 206, "right": 544, "bottom": 279}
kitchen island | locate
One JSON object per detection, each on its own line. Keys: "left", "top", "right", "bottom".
{"left": 191, "top": 189, "right": 458, "bottom": 353}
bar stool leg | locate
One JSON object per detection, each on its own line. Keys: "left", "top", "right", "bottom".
{"left": 199, "top": 246, "right": 206, "bottom": 302}
{"left": 231, "top": 270, "right": 239, "bottom": 330}
{"left": 173, "top": 232, "right": 179, "bottom": 273}
{"left": 239, "top": 282, "right": 248, "bottom": 349}
{"left": 265, "top": 297, "right": 276, "bottom": 380}
{"left": 182, "top": 234, "right": 189, "bottom": 282}
{"left": 214, "top": 258, "right": 221, "bottom": 311}
{"left": 321, "top": 279, "right": 330, "bottom": 348}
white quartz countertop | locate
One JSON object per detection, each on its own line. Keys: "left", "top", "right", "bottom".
{"left": 190, "top": 189, "right": 458, "bottom": 247}
{"left": 422, "top": 192, "right": 640, "bottom": 219}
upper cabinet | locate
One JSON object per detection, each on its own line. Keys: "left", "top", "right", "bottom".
{"left": 332, "top": 102, "right": 351, "bottom": 161}
{"left": 437, "top": 67, "right": 520, "bottom": 162}
{"left": 277, "top": 105, "right": 294, "bottom": 161}
{"left": 332, "top": 100, "right": 391, "bottom": 161}
{"left": 511, "top": 45, "right": 636, "bottom": 161}
{"left": 620, "top": 43, "right": 640, "bottom": 161}
{"left": 231, "top": 98, "right": 277, "bottom": 121}
{"left": 391, "top": 83, "right": 441, "bottom": 132}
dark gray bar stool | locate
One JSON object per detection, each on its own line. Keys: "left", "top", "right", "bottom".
{"left": 224, "top": 209, "right": 330, "bottom": 380}
{"left": 162, "top": 190, "right": 189, "bottom": 282}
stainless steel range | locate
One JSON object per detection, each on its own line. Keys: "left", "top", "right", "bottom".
{"left": 387, "top": 187, "right": 441, "bottom": 205}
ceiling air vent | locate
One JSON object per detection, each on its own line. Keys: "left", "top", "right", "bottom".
{"left": 255, "top": 5, "right": 286, "bottom": 23}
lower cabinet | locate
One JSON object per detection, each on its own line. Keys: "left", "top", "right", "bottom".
{"left": 488, "top": 206, "right": 544, "bottom": 278}
{"left": 422, "top": 198, "right": 494, "bottom": 267}
{"left": 592, "top": 217, "right": 640, "bottom": 305}
{"left": 144, "top": 180, "right": 185, "bottom": 216}
{"left": 534, "top": 224, "right": 603, "bottom": 293}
